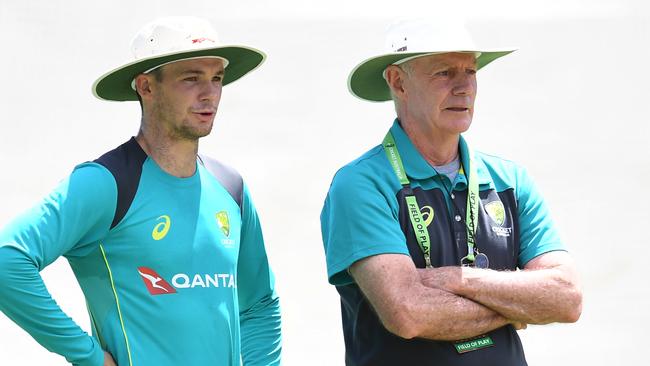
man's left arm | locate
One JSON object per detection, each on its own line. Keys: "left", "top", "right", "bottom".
{"left": 237, "top": 183, "right": 281, "bottom": 365}
{"left": 420, "top": 165, "right": 582, "bottom": 325}
{"left": 418, "top": 250, "right": 582, "bottom": 324}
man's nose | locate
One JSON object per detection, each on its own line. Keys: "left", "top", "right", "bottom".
{"left": 451, "top": 73, "right": 475, "bottom": 96}
{"left": 200, "top": 80, "right": 222, "bottom": 102}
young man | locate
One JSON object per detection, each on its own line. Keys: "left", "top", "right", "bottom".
{"left": 0, "top": 16, "right": 281, "bottom": 366}
{"left": 321, "top": 19, "right": 582, "bottom": 365}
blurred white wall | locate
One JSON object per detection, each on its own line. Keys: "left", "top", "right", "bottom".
{"left": 0, "top": 0, "right": 648, "bottom": 364}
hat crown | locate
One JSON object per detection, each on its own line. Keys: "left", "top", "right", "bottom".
{"left": 131, "top": 16, "right": 222, "bottom": 60}
{"left": 384, "top": 19, "right": 478, "bottom": 54}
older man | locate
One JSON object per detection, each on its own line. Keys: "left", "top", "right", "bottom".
{"left": 321, "top": 19, "right": 582, "bottom": 365}
{"left": 0, "top": 17, "right": 281, "bottom": 366}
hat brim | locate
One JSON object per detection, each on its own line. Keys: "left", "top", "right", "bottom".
{"left": 92, "top": 45, "right": 266, "bottom": 101}
{"left": 348, "top": 49, "right": 515, "bottom": 102}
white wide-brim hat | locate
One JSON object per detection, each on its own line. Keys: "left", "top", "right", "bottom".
{"left": 348, "top": 19, "right": 516, "bottom": 102}
{"left": 92, "top": 16, "right": 266, "bottom": 101}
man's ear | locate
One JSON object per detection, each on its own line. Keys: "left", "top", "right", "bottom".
{"left": 134, "top": 74, "right": 154, "bottom": 100}
{"left": 385, "top": 65, "right": 407, "bottom": 100}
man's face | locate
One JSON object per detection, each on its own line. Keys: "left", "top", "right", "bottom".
{"left": 149, "top": 58, "right": 225, "bottom": 140}
{"left": 401, "top": 52, "right": 477, "bottom": 137}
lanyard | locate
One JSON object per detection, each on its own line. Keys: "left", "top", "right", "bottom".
{"left": 382, "top": 132, "right": 480, "bottom": 267}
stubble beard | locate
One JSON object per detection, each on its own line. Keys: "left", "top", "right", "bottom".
{"left": 173, "top": 118, "right": 213, "bottom": 141}
{"left": 153, "top": 97, "right": 214, "bottom": 142}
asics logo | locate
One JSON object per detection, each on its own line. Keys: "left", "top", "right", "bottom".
{"left": 137, "top": 267, "right": 176, "bottom": 295}
{"left": 152, "top": 215, "right": 171, "bottom": 240}
{"left": 420, "top": 206, "right": 434, "bottom": 227}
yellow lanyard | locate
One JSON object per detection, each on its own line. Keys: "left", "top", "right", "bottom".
{"left": 382, "top": 132, "right": 480, "bottom": 267}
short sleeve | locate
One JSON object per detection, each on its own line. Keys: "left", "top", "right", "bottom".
{"left": 320, "top": 165, "right": 409, "bottom": 286}
{"left": 516, "top": 167, "right": 566, "bottom": 266}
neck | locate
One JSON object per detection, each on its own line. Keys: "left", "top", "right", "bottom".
{"left": 401, "top": 120, "right": 459, "bottom": 166}
{"left": 136, "top": 119, "right": 199, "bottom": 178}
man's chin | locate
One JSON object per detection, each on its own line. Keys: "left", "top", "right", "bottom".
{"left": 176, "top": 125, "right": 213, "bottom": 140}
{"left": 449, "top": 118, "right": 473, "bottom": 134}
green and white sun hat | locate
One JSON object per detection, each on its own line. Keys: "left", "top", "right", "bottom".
{"left": 348, "top": 19, "right": 515, "bottom": 102}
{"left": 92, "top": 16, "right": 266, "bottom": 101}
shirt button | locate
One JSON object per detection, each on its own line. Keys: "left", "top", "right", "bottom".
{"left": 455, "top": 215, "right": 461, "bottom": 222}
{"left": 451, "top": 193, "right": 455, "bottom": 199}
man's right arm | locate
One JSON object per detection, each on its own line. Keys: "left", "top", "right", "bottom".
{"left": 350, "top": 253, "right": 516, "bottom": 341}
{"left": 0, "top": 163, "right": 117, "bottom": 366}
{"left": 103, "top": 351, "right": 117, "bottom": 366}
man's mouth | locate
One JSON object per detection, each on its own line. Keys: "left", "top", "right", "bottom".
{"left": 192, "top": 109, "right": 217, "bottom": 117}
{"left": 445, "top": 107, "right": 469, "bottom": 112}
{"left": 192, "top": 109, "right": 217, "bottom": 122}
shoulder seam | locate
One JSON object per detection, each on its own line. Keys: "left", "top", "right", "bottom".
{"left": 197, "top": 154, "right": 244, "bottom": 209}
{"left": 93, "top": 138, "right": 147, "bottom": 230}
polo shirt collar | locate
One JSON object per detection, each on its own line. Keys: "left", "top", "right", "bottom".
{"left": 388, "top": 119, "right": 492, "bottom": 187}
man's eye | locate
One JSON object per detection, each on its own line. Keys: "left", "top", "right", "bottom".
{"left": 213, "top": 76, "right": 223, "bottom": 82}
{"left": 184, "top": 77, "right": 198, "bottom": 82}
{"left": 466, "top": 69, "right": 477, "bottom": 75}
{"left": 435, "top": 70, "right": 449, "bottom": 76}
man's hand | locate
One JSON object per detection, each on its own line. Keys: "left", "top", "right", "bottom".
{"left": 104, "top": 351, "right": 117, "bottom": 366}
{"left": 510, "top": 321, "right": 527, "bottom": 330}
{"left": 417, "top": 266, "right": 463, "bottom": 292}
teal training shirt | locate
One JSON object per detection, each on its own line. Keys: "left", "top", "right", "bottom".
{"left": 320, "top": 119, "right": 565, "bottom": 365}
{"left": 0, "top": 139, "right": 281, "bottom": 366}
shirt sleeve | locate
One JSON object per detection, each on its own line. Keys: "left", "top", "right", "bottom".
{"left": 0, "top": 162, "right": 117, "bottom": 366}
{"left": 237, "top": 183, "right": 282, "bottom": 366}
{"left": 320, "top": 165, "right": 409, "bottom": 286}
{"left": 516, "top": 166, "right": 566, "bottom": 267}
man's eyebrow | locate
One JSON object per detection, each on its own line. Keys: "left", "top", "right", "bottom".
{"left": 425, "top": 62, "right": 477, "bottom": 72}
{"left": 180, "top": 69, "right": 225, "bottom": 76}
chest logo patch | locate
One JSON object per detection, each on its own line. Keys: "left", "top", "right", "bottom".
{"left": 137, "top": 267, "right": 176, "bottom": 295}
{"left": 216, "top": 211, "right": 230, "bottom": 237}
{"left": 485, "top": 201, "right": 506, "bottom": 226}
{"left": 421, "top": 205, "right": 435, "bottom": 227}
{"left": 152, "top": 215, "right": 171, "bottom": 240}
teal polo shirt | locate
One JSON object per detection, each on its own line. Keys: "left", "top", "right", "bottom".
{"left": 320, "top": 119, "right": 565, "bottom": 366}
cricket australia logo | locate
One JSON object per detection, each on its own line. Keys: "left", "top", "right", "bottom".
{"left": 216, "top": 211, "right": 235, "bottom": 248}
{"left": 485, "top": 201, "right": 505, "bottom": 226}
{"left": 485, "top": 201, "right": 512, "bottom": 237}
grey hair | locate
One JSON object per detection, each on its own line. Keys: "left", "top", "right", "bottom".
{"left": 386, "top": 61, "right": 414, "bottom": 115}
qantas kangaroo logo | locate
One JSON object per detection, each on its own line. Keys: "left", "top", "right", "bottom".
{"left": 137, "top": 267, "right": 176, "bottom": 295}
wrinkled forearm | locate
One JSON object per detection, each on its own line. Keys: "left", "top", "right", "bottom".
{"left": 350, "top": 254, "right": 515, "bottom": 344}
{"left": 460, "top": 267, "right": 581, "bottom": 324}
{"left": 408, "top": 284, "right": 510, "bottom": 341}
{"left": 418, "top": 264, "right": 582, "bottom": 324}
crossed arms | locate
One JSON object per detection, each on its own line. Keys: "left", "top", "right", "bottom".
{"left": 349, "top": 250, "right": 582, "bottom": 341}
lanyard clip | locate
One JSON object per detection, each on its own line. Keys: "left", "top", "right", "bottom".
{"left": 460, "top": 255, "right": 474, "bottom": 267}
